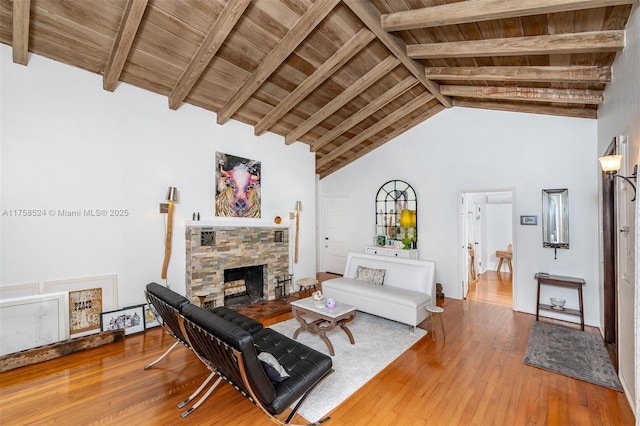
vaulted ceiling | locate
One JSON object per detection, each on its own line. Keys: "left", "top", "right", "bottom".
{"left": 1, "top": 0, "right": 636, "bottom": 177}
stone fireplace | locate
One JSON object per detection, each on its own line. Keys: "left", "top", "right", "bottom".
{"left": 185, "top": 221, "right": 289, "bottom": 307}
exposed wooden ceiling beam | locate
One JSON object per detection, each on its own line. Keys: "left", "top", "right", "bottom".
{"left": 12, "top": 0, "right": 30, "bottom": 65}
{"left": 216, "top": 0, "right": 341, "bottom": 125}
{"left": 285, "top": 56, "right": 400, "bottom": 145}
{"left": 453, "top": 99, "right": 598, "bottom": 119}
{"left": 426, "top": 66, "right": 611, "bottom": 83}
{"left": 407, "top": 30, "right": 625, "bottom": 58}
{"left": 319, "top": 104, "right": 445, "bottom": 178}
{"left": 169, "top": 0, "right": 250, "bottom": 110}
{"left": 317, "top": 92, "right": 434, "bottom": 168}
{"left": 381, "top": 0, "right": 639, "bottom": 31}
{"left": 343, "top": 0, "right": 452, "bottom": 108}
{"left": 254, "top": 28, "right": 375, "bottom": 136}
{"left": 103, "top": 0, "right": 148, "bottom": 91}
{"left": 441, "top": 85, "right": 604, "bottom": 104}
{"left": 311, "top": 76, "right": 418, "bottom": 152}
{"left": 311, "top": 76, "right": 419, "bottom": 153}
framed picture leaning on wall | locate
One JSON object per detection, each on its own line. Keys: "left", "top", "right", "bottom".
{"left": 101, "top": 304, "right": 145, "bottom": 335}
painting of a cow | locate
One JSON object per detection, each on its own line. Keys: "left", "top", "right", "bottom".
{"left": 215, "top": 153, "right": 261, "bottom": 218}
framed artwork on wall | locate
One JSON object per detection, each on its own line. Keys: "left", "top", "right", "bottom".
{"left": 520, "top": 215, "right": 538, "bottom": 225}
{"left": 215, "top": 152, "right": 261, "bottom": 218}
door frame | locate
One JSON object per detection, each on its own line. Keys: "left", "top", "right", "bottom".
{"left": 458, "top": 188, "right": 517, "bottom": 306}
{"left": 601, "top": 138, "right": 618, "bottom": 366}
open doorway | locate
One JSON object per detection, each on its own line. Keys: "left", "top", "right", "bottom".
{"left": 459, "top": 190, "right": 515, "bottom": 307}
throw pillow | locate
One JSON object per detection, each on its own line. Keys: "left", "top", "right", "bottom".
{"left": 355, "top": 265, "right": 386, "bottom": 285}
{"left": 258, "top": 352, "right": 290, "bottom": 383}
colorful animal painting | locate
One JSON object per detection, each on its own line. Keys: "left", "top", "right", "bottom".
{"left": 215, "top": 153, "right": 261, "bottom": 218}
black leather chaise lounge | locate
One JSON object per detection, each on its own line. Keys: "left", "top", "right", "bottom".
{"left": 144, "top": 282, "right": 334, "bottom": 425}
{"left": 144, "top": 282, "right": 263, "bottom": 415}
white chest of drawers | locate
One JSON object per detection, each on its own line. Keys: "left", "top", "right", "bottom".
{"left": 364, "top": 246, "right": 419, "bottom": 259}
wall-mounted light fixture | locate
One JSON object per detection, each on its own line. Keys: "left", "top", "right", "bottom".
{"left": 161, "top": 186, "right": 178, "bottom": 279}
{"left": 598, "top": 155, "right": 638, "bottom": 202}
{"left": 294, "top": 201, "right": 301, "bottom": 264}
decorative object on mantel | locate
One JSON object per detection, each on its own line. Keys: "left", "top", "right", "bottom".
{"left": 215, "top": 152, "right": 261, "bottom": 218}
{"left": 294, "top": 201, "right": 302, "bottom": 264}
{"left": 598, "top": 153, "right": 638, "bottom": 202}
{"left": 161, "top": 186, "right": 178, "bottom": 279}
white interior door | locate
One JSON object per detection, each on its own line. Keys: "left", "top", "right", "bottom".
{"left": 321, "top": 197, "right": 348, "bottom": 274}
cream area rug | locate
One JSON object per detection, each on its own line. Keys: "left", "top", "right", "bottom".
{"left": 269, "top": 312, "right": 426, "bottom": 423}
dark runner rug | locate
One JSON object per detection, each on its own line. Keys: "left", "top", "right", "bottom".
{"left": 523, "top": 321, "right": 622, "bottom": 391}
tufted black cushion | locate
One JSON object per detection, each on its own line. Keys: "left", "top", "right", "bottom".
{"left": 252, "top": 328, "right": 333, "bottom": 415}
{"left": 181, "top": 304, "right": 277, "bottom": 405}
{"left": 211, "top": 306, "right": 263, "bottom": 334}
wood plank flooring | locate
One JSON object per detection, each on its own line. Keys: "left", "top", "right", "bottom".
{"left": 0, "top": 272, "right": 634, "bottom": 425}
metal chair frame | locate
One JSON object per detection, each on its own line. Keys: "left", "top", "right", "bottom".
{"left": 179, "top": 314, "right": 334, "bottom": 425}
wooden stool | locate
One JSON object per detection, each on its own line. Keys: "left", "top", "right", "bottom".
{"left": 296, "top": 277, "right": 318, "bottom": 295}
{"left": 426, "top": 306, "right": 445, "bottom": 341}
{"left": 495, "top": 250, "right": 513, "bottom": 274}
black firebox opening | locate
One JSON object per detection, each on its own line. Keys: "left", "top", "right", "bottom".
{"left": 223, "top": 265, "right": 265, "bottom": 308}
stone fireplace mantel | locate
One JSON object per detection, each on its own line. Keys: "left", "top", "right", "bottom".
{"left": 185, "top": 223, "right": 290, "bottom": 308}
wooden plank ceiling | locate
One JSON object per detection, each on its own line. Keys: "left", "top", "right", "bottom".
{"left": 1, "top": 0, "right": 636, "bottom": 177}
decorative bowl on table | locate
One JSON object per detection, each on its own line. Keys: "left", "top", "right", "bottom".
{"left": 550, "top": 297, "right": 566, "bottom": 310}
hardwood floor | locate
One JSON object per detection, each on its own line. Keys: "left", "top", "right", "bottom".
{"left": 468, "top": 270, "right": 514, "bottom": 307}
{"left": 0, "top": 272, "right": 634, "bottom": 425}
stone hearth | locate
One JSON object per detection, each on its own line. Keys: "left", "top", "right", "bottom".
{"left": 185, "top": 222, "right": 289, "bottom": 307}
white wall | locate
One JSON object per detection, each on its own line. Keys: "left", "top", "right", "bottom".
{"left": 597, "top": 4, "right": 639, "bottom": 416}
{"left": 0, "top": 45, "right": 317, "bottom": 308}
{"left": 485, "top": 202, "right": 513, "bottom": 271}
{"left": 319, "top": 106, "right": 600, "bottom": 325}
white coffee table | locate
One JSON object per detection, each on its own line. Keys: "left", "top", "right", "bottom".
{"left": 290, "top": 297, "right": 356, "bottom": 356}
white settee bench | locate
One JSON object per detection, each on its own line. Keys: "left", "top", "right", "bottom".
{"left": 321, "top": 252, "right": 436, "bottom": 329}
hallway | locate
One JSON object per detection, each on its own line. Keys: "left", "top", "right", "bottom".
{"left": 468, "top": 270, "right": 513, "bottom": 307}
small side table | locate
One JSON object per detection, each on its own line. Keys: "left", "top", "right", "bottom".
{"left": 426, "top": 306, "right": 445, "bottom": 341}
{"left": 535, "top": 273, "right": 585, "bottom": 330}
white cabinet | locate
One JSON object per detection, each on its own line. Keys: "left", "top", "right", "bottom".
{"left": 365, "top": 246, "right": 419, "bottom": 259}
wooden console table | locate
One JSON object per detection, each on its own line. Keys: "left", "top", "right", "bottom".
{"left": 535, "top": 273, "right": 585, "bottom": 330}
